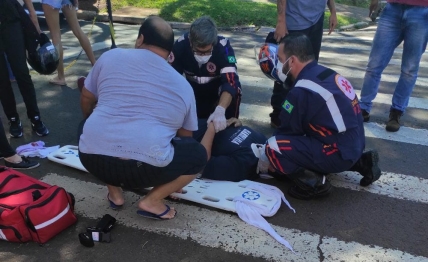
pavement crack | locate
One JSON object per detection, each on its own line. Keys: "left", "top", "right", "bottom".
{"left": 317, "top": 235, "right": 325, "bottom": 262}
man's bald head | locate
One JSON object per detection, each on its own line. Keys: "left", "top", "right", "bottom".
{"left": 138, "top": 15, "right": 174, "bottom": 53}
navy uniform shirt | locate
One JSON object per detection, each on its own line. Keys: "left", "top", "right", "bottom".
{"left": 170, "top": 33, "right": 242, "bottom": 118}
{"left": 276, "top": 61, "right": 365, "bottom": 161}
{"left": 193, "top": 119, "right": 267, "bottom": 181}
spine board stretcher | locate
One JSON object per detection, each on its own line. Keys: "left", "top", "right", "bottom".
{"left": 168, "top": 179, "right": 279, "bottom": 213}
{"left": 47, "top": 145, "right": 88, "bottom": 172}
{"left": 47, "top": 146, "right": 278, "bottom": 213}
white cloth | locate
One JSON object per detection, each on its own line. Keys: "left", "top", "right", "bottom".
{"left": 16, "top": 141, "right": 59, "bottom": 158}
{"left": 234, "top": 182, "right": 296, "bottom": 253}
{"left": 250, "top": 143, "right": 270, "bottom": 174}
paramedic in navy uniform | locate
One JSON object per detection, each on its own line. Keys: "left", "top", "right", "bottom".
{"left": 262, "top": 34, "right": 382, "bottom": 200}
{"left": 169, "top": 16, "right": 242, "bottom": 133}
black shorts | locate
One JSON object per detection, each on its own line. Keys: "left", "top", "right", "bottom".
{"left": 79, "top": 137, "right": 207, "bottom": 189}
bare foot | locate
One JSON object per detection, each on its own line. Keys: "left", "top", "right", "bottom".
{"left": 4, "top": 154, "right": 22, "bottom": 163}
{"left": 138, "top": 198, "right": 176, "bottom": 219}
{"left": 107, "top": 193, "right": 124, "bottom": 206}
{"left": 107, "top": 186, "right": 124, "bottom": 206}
{"left": 49, "top": 76, "right": 66, "bottom": 86}
{"left": 168, "top": 189, "right": 184, "bottom": 200}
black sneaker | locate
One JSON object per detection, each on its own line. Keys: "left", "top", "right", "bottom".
{"left": 288, "top": 182, "right": 332, "bottom": 200}
{"left": 9, "top": 117, "right": 23, "bottom": 138}
{"left": 385, "top": 108, "right": 403, "bottom": 132}
{"left": 361, "top": 109, "right": 370, "bottom": 122}
{"left": 5, "top": 156, "right": 40, "bottom": 169}
{"left": 288, "top": 168, "right": 333, "bottom": 200}
{"left": 349, "top": 150, "right": 381, "bottom": 187}
{"left": 31, "top": 116, "right": 49, "bottom": 136}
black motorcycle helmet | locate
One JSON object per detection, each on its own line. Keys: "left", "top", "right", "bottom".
{"left": 27, "top": 33, "right": 59, "bottom": 75}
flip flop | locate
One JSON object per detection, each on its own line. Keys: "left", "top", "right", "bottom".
{"left": 49, "top": 79, "right": 67, "bottom": 86}
{"left": 137, "top": 205, "right": 176, "bottom": 220}
{"left": 107, "top": 193, "right": 123, "bottom": 210}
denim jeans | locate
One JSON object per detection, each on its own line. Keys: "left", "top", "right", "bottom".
{"left": 359, "top": 3, "right": 428, "bottom": 113}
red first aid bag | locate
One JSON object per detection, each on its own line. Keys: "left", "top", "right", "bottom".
{"left": 0, "top": 166, "right": 77, "bottom": 244}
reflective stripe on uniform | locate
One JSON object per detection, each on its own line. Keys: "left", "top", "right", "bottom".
{"left": 295, "top": 79, "right": 346, "bottom": 133}
{"left": 220, "top": 67, "right": 237, "bottom": 74}
{"left": 186, "top": 75, "right": 219, "bottom": 84}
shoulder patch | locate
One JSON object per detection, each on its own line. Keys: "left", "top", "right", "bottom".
{"left": 219, "top": 38, "right": 228, "bottom": 46}
{"left": 282, "top": 100, "right": 294, "bottom": 113}
{"left": 227, "top": 56, "right": 237, "bottom": 63}
{"left": 206, "top": 62, "right": 216, "bottom": 73}
{"left": 335, "top": 75, "right": 355, "bottom": 100}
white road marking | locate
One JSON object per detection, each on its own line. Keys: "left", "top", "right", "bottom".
{"left": 41, "top": 174, "right": 428, "bottom": 262}
{"left": 239, "top": 103, "right": 428, "bottom": 146}
{"left": 319, "top": 53, "right": 428, "bottom": 67}
{"left": 329, "top": 171, "right": 428, "bottom": 204}
{"left": 237, "top": 71, "right": 428, "bottom": 100}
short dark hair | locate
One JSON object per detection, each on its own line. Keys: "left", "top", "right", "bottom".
{"left": 280, "top": 33, "right": 315, "bottom": 63}
{"left": 138, "top": 15, "right": 174, "bottom": 52}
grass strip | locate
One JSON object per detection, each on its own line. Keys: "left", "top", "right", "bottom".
{"left": 108, "top": 0, "right": 359, "bottom": 28}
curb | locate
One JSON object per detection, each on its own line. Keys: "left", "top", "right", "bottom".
{"left": 77, "top": 10, "right": 192, "bottom": 29}
{"left": 338, "top": 21, "right": 373, "bottom": 31}
{"left": 76, "top": 10, "right": 374, "bottom": 32}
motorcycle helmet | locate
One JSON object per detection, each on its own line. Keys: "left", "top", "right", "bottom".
{"left": 254, "top": 31, "right": 284, "bottom": 82}
{"left": 256, "top": 42, "right": 282, "bottom": 82}
{"left": 27, "top": 33, "right": 59, "bottom": 75}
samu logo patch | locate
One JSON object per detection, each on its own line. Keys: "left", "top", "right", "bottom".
{"left": 282, "top": 100, "right": 294, "bottom": 113}
{"left": 227, "top": 56, "right": 237, "bottom": 63}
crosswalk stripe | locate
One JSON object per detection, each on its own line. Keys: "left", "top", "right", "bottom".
{"left": 237, "top": 58, "right": 428, "bottom": 85}
{"left": 239, "top": 103, "right": 428, "bottom": 146}
{"left": 238, "top": 76, "right": 428, "bottom": 110}
{"left": 41, "top": 174, "right": 428, "bottom": 262}
{"left": 319, "top": 52, "right": 428, "bottom": 67}
{"left": 237, "top": 52, "right": 428, "bottom": 68}
{"left": 329, "top": 171, "right": 428, "bottom": 204}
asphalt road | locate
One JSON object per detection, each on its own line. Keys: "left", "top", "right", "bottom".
{"left": 1, "top": 19, "right": 427, "bottom": 262}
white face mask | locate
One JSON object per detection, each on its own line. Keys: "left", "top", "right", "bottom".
{"left": 276, "top": 58, "right": 291, "bottom": 83}
{"left": 194, "top": 55, "right": 212, "bottom": 65}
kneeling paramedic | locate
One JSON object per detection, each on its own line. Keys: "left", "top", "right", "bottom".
{"left": 256, "top": 34, "right": 382, "bottom": 200}
{"left": 169, "top": 16, "right": 242, "bottom": 133}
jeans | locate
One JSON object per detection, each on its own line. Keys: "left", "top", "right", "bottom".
{"left": 360, "top": 3, "right": 428, "bottom": 113}
{"left": 0, "top": 21, "right": 40, "bottom": 120}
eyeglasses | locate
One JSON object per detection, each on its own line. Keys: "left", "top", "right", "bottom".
{"left": 192, "top": 46, "right": 213, "bottom": 56}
